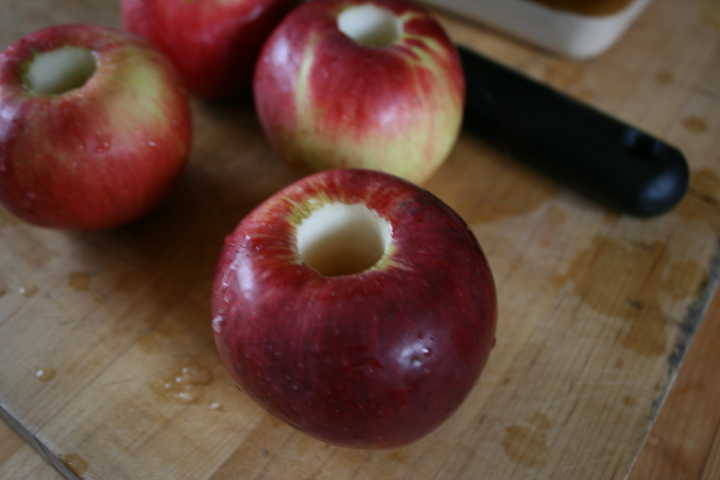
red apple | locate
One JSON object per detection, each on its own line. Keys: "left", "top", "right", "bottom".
{"left": 122, "top": 0, "right": 298, "bottom": 98}
{"left": 254, "top": 0, "right": 465, "bottom": 185}
{"left": 0, "top": 24, "right": 191, "bottom": 230}
{"left": 212, "top": 168, "right": 496, "bottom": 448}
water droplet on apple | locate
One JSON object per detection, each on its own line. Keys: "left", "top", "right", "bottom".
{"left": 147, "top": 140, "right": 157, "bottom": 148}
{"left": 95, "top": 141, "right": 110, "bottom": 153}
{"left": 212, "top": 315, "right": 224, "bottom": 334}
{"left": 411, "top": 359, "right": 422, "bottom": 368}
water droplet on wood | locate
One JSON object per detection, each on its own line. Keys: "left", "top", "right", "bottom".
{"left": 62, "top": 453, "right": 88, "bottom": 476}
{"left": 35, "top": 368, "right": 56, "bottom": 382}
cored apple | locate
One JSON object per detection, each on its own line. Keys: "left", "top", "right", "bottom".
{"left": 212, "top": 169, "right": 496, "bottom": 448}
{"left": 0, "top": 24, "right": 191, "bottom": 230}
{"left": 254, "top": 0, "right": 465, "bottom": 185}
{"left": 122, "top": 0, "right": 297, "bottom": 98}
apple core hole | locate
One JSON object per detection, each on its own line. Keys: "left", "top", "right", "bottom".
{"left": 338, "top": 4, "right": 401, "bottom": 48}
{"left": 296, "top": 202, "right": 393, "bottom": 277}
{"left": 24, "top": 46, "right": 97, "bottom": 95}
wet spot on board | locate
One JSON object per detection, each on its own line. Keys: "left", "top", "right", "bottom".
{"left": 543, "top": 61, "right": 585, "bottom": 90}
{"left": 660, "top": 261, "right": 706, "bottom": 301}
{"left": 622, "top": 395, "right": 638, "bottom": 407}
{"left": 150, "top": 356, "right": 214, "bottom": 404}
{"left": 35, "top": 368, "right": 56, "bottom": 382}
{"left": 68, "top": 272, "right": 91, "bottom": 291}
{"left": 19, "top": 285, "right": 39, "bottom": 298}
{"left": 682, "top": 116, "right": 709, "bottom": 134}
{"left": 655, "top": 70, "right": 674, "bottom": 86}
{"left": 673, "top": 381, "right": 706, "bottom": 396}
{"left": 62, "top": 453, "right": 88, "bottom": 476}
{"left": 502, "top": 412, "right": 552, "bottom": 468}
{"left": 388, "top": 450, "right": 410, "bottom": 464}
{"left": 574, "top": 88, "right": 595, "bottom": 102}
{"left": 702, "top": 0, "right": 720, "bottom": 30}
{"left": 676, "top": 169, "right": 720, "bottom": 231}
{"left": 528, "top": 412, "right": 552, "bottom": 429}
{"left": 554, "top": 235, "right": 706, "bottom": 357}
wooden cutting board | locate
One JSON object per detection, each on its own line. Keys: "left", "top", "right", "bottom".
{"left": 1, "top": 0, "right": 719, "bottom": 478}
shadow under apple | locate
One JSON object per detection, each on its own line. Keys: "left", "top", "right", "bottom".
{"left": 68, "top": 102, "right": 298, "bottom": 349}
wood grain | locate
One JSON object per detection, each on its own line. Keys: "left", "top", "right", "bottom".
{"left": 1, "top": 0, "right": 720, "bottom": 479}
{"left": 0, "top": 421, "right": 59, "bottom": 480}
{"left": 630, "top": 285, "right": 720, "bottom": 479}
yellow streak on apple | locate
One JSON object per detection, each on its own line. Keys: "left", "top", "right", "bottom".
{"left": 101, "top": 47, "right": 184, "bottom": 150}
{"left": 288, "top": 13, "right": 463, "bottom": 184}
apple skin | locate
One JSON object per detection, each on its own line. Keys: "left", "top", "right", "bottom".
{"left": 254, "top": 0, "right": 465, "bottom": 185}
{"left": 212, "top": 169, "right": 496, "bottom": 448}
{"left": 122, "top": 0, "right": 298, "bottom": 98}
{"left": 0, "top": 24, "right": 191, "bottom": 230}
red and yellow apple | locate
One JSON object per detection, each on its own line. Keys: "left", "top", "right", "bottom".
{"left": 0, "top": 24, "right": 191, "bottom": 230}
{"left": 212, "top": 169, "right": 496, "bottom": 448}
{"left": 254, "top": 0, "right": 465, "bottom": 184}
{"left": 122, "top": 0, "right": 298, "bottom": 98}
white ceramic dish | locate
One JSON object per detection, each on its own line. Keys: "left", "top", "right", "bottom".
{"left": 420, "top": 0, "right": 652, "bottom": 58}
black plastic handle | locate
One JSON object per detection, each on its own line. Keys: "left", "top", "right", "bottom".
{"left": 458, "top": 45, "right": 689, "bottom": 217}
